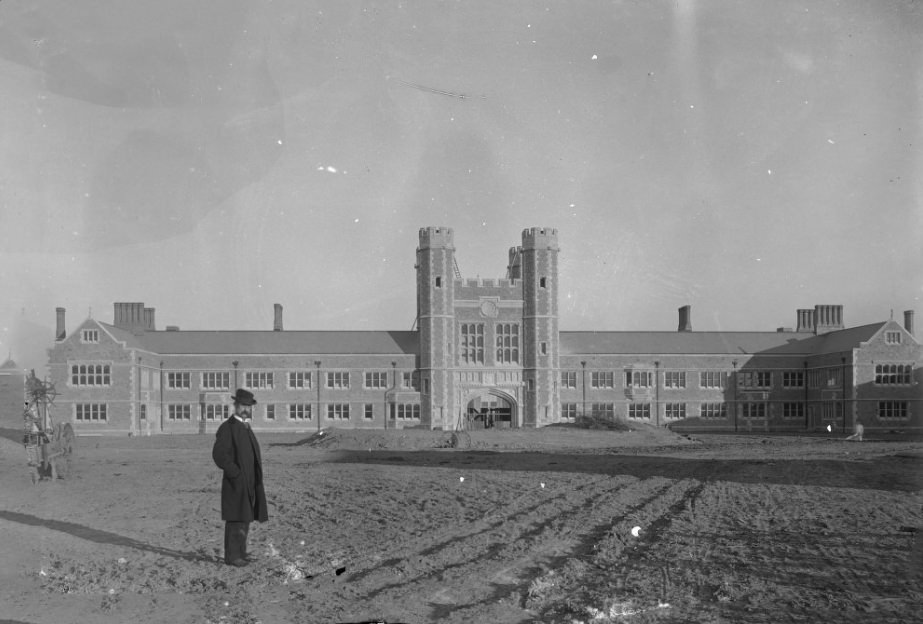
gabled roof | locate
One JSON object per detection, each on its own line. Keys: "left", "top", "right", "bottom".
{"left": 560, "top": 323, "right": 888, "bottom": 356}
{"left": 98, "top": 324, "right": 420, "bottom": 355}
{"left": 755, "top": 322, "right": 887, "bottom": 355}
{"left": 0, "top": 357, "right": 19, "bottom": 369}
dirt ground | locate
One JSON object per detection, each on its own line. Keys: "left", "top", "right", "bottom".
{"left": 1, "top": 424, "right": 921, "bottom": 624}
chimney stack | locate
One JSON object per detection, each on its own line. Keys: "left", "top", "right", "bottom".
{"left": 905, "top": 310, "right": 915, "bottom": 336}
{"left": 814, "top": 304, "right": 844, "bottom": 334}
{"left": 678, "top": 305, "right": 692, "bottom": 332}
{"left": 273, "top": 303, "right": 283, "bottom": 331}
{"left": 796, "top": 309, "right": 815, "bottom": 333}
{"left": 55, "top": 307, "right": 66, "bottom": 341}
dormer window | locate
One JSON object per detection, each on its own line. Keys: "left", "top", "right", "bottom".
{"left": 885, "top": 331, "right": 902, "bottom": 344}
{"left": 81, "top": 329, "right": 99, "bottom": 343}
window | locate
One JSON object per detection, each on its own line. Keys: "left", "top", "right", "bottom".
{"left": 167, "top": 372, "right": 191, "bottom": 389}
{"left": 435, "top": 276, "right": 442, "bottom": 288}
{"left": 628, "top": 403, "right": 651, "bottom": 419}
{"left": 875, "top": 364, "right": 912, "bottom": 385}
{"left": 528, "top": 378, "right": 535, "bottom": 391}
{"left": 664, "top": 371, "right": 686, "bottom": 389}
{"left": 783, "top": 371, "right": 805, "bottom": 388}
{"left": 699, "top": 371, "right": 726, "bottom": 389}
{"left": 824, "top": 368, "right": 842, "bottom": 388}
{"left": 202, "top": 372, "right": 230, "bottom": 390}
{"left": 885, "top": 331, "right": 902, "bottom": 344}
{"left": 168, "top": 404, "right": 192, "bottom": 420}
{"left": 495, "top": 323, "right": 520, "bottom": 364}
{"left": 76, "top": 403, "right": 107, "bottom": 422}
{"left": 782, "top": 403, "right": 804, "bottom": 419}
{"left": 665, "top": 403, "right": 686, "bottom": 419}
{"left": 203, "top": 404, "right": 229, "bottom": 421}
{"left": 396, "top": 404, "right": 421, "bottom": 420}
{"left": 266, "top": 404, "right": 276, "bottom": 420}
{"left": 81, "top": 329, "right": 99, "bottom": 343}
{"left": 561, "top": 371, "right": 577, "bottom": 389}
{"left": 288, "top": 371, "right": 312, "bottom": 389}
{"left": 364, "top": 404, "right": 374, "bottom": 420}
{"left": 739, "top": 371, "right": 771, "bottom": 389}
{"left": 139, "top": 404, "right": 146, "bottom": 420}
{"left": 365, "top": 372, "right": 388, "bottom": 389}
{"left": 540, "top": 277, "right": 547, "bottom": 288}
{"left": 289, "top": 404, "right": 312, "bottom": 420}
{"left": 562, "top": 403, "right": 578, "bottom": 419}
{"left": 591, "top": 371, "right": 615, "bottom": 388}
{"left": 460, "top": 324, "right": 485, "bottom": 364}
{"left": 423, "top": 378, "right": 430, "bottom": 395}
{"left": 540, "top": 342, "right": 548, "bottom": 355}
{"left": 700, "top": 403, "right": 727, "bottom": 419}
{"left": 326, "top": 372, "right": 349, "bottom": 389}
{"left": 878, "top": 401, "right": 909, "bottom": 419}
{"left": 626, "top": 370, "right": 652, "bottom": 388}
{"left": 327, "top": 403, "right": 350, "bottom": 420}
{"left": 402, "top": 371, "right": 419, "bottom": 390}
{"left": 245, "top": 371, "right": 274, "bottom": 389}
{"left": 71, "top": 363, "right": 111, "bottom": 387}
{"left": 808, "top": 369, "right": 821, "bottom": 389}
{"left": 741, "top": 403, "right": 767, "bottom": 419}
{"left": 591, "top": 403, "right": 615, "bottom": 419}
{"left": 822, "top": 402, "right": 842, "bottom": 421}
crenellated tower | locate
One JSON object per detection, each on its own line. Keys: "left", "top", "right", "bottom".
{"left": 415, "top": 227, "right": 456, "bottom": 429}
{"left": 521, "top": 227, "right": 560, "bottom": 426}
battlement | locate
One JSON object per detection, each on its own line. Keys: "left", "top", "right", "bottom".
{"left": 418, "top": 226, "right": 455, "bottom": 249}
{"left": 521, "top": 227, "right": 559, "bottom": 250}
{"left": 459, "top": 278, "right": 519, "bottom": 289}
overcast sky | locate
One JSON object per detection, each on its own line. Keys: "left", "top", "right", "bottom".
{"left": 1, "top": 0, "right": 921, "bottom": 372}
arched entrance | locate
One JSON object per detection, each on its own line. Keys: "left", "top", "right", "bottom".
{"left": 465, "top": 391, "right": 516, "bottom": 430}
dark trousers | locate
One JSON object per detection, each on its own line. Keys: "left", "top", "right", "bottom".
{"left": 224, "top": 521, "right": 250, "bottom": 563}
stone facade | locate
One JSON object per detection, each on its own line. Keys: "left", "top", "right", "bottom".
{"left": 45, "top": 227, "right": 922, "bottom": 436}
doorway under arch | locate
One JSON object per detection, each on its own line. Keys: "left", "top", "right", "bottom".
{"left": 465, "top": 391, "right": 516, "bottom": 429}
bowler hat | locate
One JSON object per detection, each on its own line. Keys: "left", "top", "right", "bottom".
{"left": 231, "top": 388, "right": 257, "bottom": 405}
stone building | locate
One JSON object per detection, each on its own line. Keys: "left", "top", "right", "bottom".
{"left": 46, "top": 226, "right": 921, "bottom": 436}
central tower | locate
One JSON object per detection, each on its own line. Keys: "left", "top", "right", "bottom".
{"left": 416, "top": 227, "right": 456, "bottom": 429}
{"left": 521, "top": 227, "right": 560, "bottom": 426}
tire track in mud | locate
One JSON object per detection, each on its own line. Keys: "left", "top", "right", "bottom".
{"left": 340, "top": 476, "right": 701, "bottom": 622}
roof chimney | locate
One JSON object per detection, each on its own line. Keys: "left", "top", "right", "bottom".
{"left": 796, "top": 309, "right": 815, "bottom": 333}
{"left": 273, "top": 303, "right": 283, "bottom": 331}
{"left": 678, "top": 305, "right": 692, "bottom": 332}
{"left": 905, "top": 310, "right": 915, "bottom": 336}
{"left": 55, "top": 307, "right": 66, "bottom": 341}
{"left": 814, "top": 304, "right": 844, "bottom": 334}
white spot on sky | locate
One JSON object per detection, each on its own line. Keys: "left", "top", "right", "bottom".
{"left": 277, "top": 140, "right": 283, "bottom": 145}
{"left": 827, "top": 139, "right": 835, "bottom": 144}
{"left": 591, "top": 54, "right": 598, "bottom": 60}
{"left": 354, "top": 218, "right": 359, "bottom": 223}
{"left": 768, "top": 169, "right": 772, "bottom": 175}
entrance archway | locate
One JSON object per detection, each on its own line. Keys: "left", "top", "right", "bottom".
{"left": 466, "top": 391, "right": 515, "bottom": 429}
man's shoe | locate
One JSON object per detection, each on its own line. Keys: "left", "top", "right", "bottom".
{"left": 229, "top": 558, "right": 248, "bottom": 567}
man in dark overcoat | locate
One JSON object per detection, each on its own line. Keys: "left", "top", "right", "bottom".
{"left": 212, "top": 388, "right": 268, "bottom": 566}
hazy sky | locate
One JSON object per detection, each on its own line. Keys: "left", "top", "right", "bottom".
{"left": 2, "top": 0, "right": 921, "bottom": 372}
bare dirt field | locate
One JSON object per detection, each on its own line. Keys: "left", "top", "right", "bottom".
{"left": 1, "top": 424, "right": 921, "bottom": 624}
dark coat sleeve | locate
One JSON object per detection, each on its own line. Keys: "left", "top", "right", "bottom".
{"left": 212, "top": 420, "right": 241, "bottom": 478}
